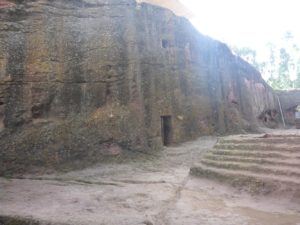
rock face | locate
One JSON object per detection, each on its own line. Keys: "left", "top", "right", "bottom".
{"left": 0, "top": 0, "right": 277, "bottom": 174}
{"left": 137, "top": 0, "right": 192, "bottom": 18}
{"left": 277, "top": 90, "right": 300, "bottom": 126}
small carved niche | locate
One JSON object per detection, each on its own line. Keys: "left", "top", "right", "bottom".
{"left": 162, "top": 39, "right": 170, "bottom": 48}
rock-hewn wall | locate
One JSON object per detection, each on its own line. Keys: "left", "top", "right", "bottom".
{"left": 137, "top": 0, "right": 192, "bottom": 18}
{"left": 277, "top": 90, "right": 300, "bottom": 125}
{"left": 0, "top": 0, "right": 277, "bottom": 174}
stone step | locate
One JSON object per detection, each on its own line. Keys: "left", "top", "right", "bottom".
{"left": 219, "top": 137, "right": 300, "bottom": 145}
{"left": 203, "top": 154, "right": 300, "bottom": 169}
{"left": 214, "top": 143, "right": 300, "bottom": 153}
{"left": 195, "top": 134, "right": 300, "bottom": 198}
{"left": 190, "top": 164, "right": 300, "bottom": 196}
{"left": 200, "top": 159, "right": 300, "bottom": 178}
{"left": 210, "top": 149, "right": 296, "bottom": 160}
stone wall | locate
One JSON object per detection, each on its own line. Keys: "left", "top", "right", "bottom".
{"left": 137, "top": 0, "right": 192, "bottom": 18}
{"left": 0, "top": 0, "right": 277, "bottom": 174}
{"left": 277, "top": 90, "right": 300, "bottom": 126}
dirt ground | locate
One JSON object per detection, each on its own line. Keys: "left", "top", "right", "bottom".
{"left": 1, "top": 132, "right": 300, "bottom": 225}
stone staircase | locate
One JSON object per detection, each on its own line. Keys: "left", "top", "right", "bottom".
{"left": 190, "top": 133, "right": 300, "bottom": 199}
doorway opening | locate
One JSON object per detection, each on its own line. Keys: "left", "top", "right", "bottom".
{"left": 161, "top": 116, "right": 172, "bottom": 146}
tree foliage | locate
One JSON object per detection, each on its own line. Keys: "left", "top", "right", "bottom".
{"left": 232, "top": 31, "right": 300, "bottom": 90}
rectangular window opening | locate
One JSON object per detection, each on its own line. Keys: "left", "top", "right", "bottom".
{"left": 162, "top": 39, "right": 170, "bottom": 48}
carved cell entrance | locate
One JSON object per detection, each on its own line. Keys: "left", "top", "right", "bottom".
{"left": 161, "top": 116, "right": 172, "bottom": 146}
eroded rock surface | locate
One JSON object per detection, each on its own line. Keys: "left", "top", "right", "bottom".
{"left": 277, "top": 90, "right": 300, "bottom": 126}
{"left": 137, "top": 0, "right": 192, "bottom": 18}
{"left": 0, "top": 0, "right": 277, "bottom": 173}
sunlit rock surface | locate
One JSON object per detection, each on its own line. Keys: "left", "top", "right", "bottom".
{"left": 0, "top": 0, "right": 277, "bottom": 174}
{"left": 137, "top": 0, "right": 192, "bottom": 18}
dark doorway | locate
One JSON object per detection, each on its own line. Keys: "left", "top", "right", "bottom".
{"left": 161, "top": 116, "right": 172, "bottom": 146}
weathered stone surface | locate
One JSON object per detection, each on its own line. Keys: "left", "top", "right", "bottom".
{"left": 137, "top": 0, "right": 192, "bottom": 18}
{"left": 277, "top": 90, "right": 300, "bottom": 125}
{"left": 0, "top": 0, "right": 277, "bottom": 174}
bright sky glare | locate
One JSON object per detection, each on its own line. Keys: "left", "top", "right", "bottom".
{"left": 179, "top": 0, "right": 300, "bottom": 56}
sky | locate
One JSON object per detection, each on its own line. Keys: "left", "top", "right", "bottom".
{"left": 179, "top": 0, "right": 300, "bottom": 60}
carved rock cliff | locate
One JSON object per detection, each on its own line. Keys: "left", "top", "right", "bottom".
{"left": 0, "top": 0, "right": 277, "bottom": 174}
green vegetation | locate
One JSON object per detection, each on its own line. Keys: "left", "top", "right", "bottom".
{"left": 232, "top": 31, "right": 300, "bottom": 90}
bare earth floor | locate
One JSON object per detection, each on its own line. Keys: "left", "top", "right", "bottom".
{"left": 1, "top": 132, "right": 300, "bottom": 225}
